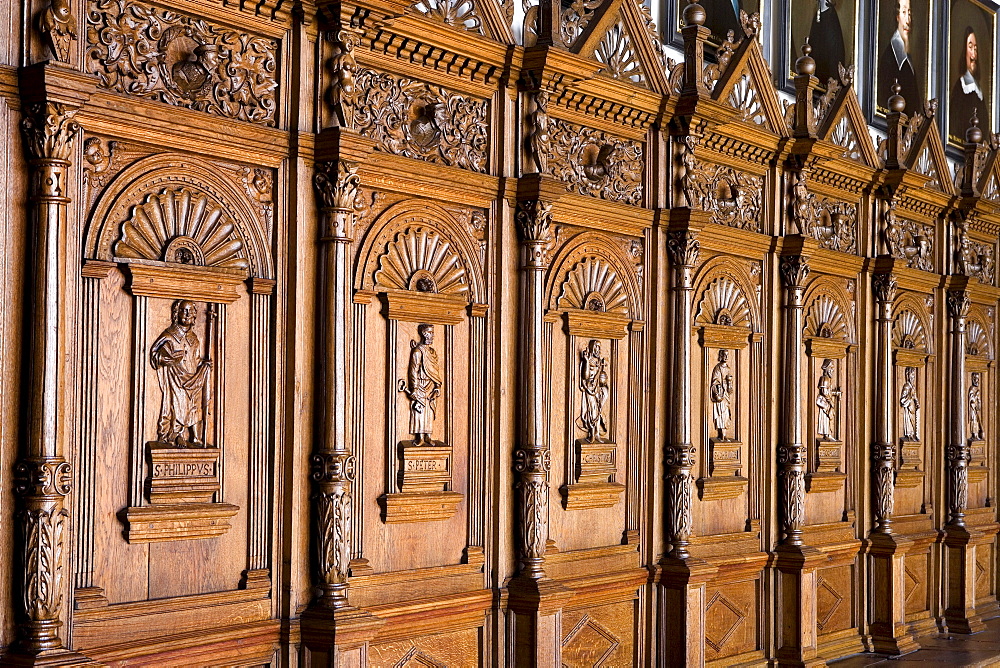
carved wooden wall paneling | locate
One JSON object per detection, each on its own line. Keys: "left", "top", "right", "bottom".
{"left": 7, "top": 0, "right": 1000, "bottom": 666}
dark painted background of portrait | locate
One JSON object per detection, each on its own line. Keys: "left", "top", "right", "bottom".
{"left": 949, "top": 0, "right": 994, "bottom": 144}
{"left": 789, "top": 0, "right": 857, "bottom": 84}
{"left": 875, "top": 0, "right": 931, "bottom": 117}
{"left": 684, "top": 0, "right": 761, "bottom": 44}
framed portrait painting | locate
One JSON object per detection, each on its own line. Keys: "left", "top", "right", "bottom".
{"left": 788, "top": 0, "right": 858, "bottom": 86}
{"left": 874, "top": 0, "right": 932, "bottom": 118}
{"left": 948, "top": 0, "right": 995, "bottom": 145}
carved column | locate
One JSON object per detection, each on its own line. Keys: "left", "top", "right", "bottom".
{"left": 508, "top": 199, "right": 571, "bottom": 667}
{"left": 657, "top": 214, "right": 716, "bottom": 668}
{"left": 943, "top": 286, "right": 985, "bottom": 634}
{"left": 867, "top": 270, "right": 918, "bottom": 655}
{"left": 301, "top": 161, "right": 382, "bottom": 663}
{"left": 775, "top": 248, "right": 825, "bottom": 667}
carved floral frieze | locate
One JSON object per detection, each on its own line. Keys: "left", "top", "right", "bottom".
{"left": 353, "top": 68, "right": 489, "bottom": 173}
{"left": 545, "top": 118, "right": 643, "bottom": 206}
{"left": 86, "top": 0, "right": 279, "bottom": 126}
{"left": 790, "top": 177, "right": 857, "bottom": 253}
{"left": 685, "top": 160, "right": 762, "bottom": 232}
{"left": 883, "top": 206, "right": 934, "bottom": 272}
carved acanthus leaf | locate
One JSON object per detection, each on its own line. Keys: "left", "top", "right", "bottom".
{"left": 696, "top": 276, "right": 752, "bottom": 328}
{"left": 21, "top": 103, "right": 80, "bottom": 162}
{"left": 559, "top": 0, "right": 602, "bottom": 48}
{"left": 352, "top": 68, "right": 489, "bottom": 173}
{"left": 314, "top": 161, "right": 361, "bottom": 213}
{"left": 557, "top": 256, "right": 629, "bottom": 315}
{"left": 947, "top": 289, "right": 970, "bottom": 319}
{"left": 779, "top": 255, "right": 810, "bottom": 288}
{"left": 373, "top": 226, "right": 470, "bottom": 296}
{"left": 86, "top": 0, "right": 279, "bottom": 126}
{"left": 114, "top": 187, "right": 248, "bottom": 270}
{"left": 684, "top": 160, "right": 762, "bottom": 232}
{"left": 872, "top": 273, "right": 898, "bottom": 304}
{"left": 666, "top": 229, "right": 699, "bottom": 267}
{"left": 883, "top": 205, "right": 934, "bottom": 272}
{"left": 547, "top": 119, "right": 643, "bottom": 205}
{"left": 413, "top": 0, "right": 484, "bottom": 33}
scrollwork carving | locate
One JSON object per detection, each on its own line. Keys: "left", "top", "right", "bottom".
{"left": 546, "top": 118, "right": 642, "bottom": 205}
{"left": 41, "top": 0, "right": 78, "bottom": 62}
{"left": 683, "top": 160, "right": 762, "bottom": 231}
{"left": 86, "top": 0, "right": 279, "bottom": 126}
{"left": 955, "top": 218, "right": 995, "bottom": 284}
{"left": 883, "top": 203, "right": 933, "bottom": 271}
{"left": 352, "top": 68, "right": 489, "bottom": 173}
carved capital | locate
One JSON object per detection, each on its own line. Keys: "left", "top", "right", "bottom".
{"left": 666, "top": 229, "right": 700, "bottom": 268}
{"left": 514, "top": 446, "right": 551, "bottom": 475}
{"left": 872, "top": 273, "right": 898, "bottom": 304}
{"left": 310, "top": 452, "right": 357, "bottom": 485}
{"left": 516, "top": 200, "right": 553, "bottom": 269}
{"left": 947, "top": 289, "right": 971, "bottom": 320}
{"left": 779, "top": 254, "right": 810, "bottom": 289}
{"left": 14, "top": 458, "right": 72, "bottom": 498}
{"left": 21, "top": 102, "right": 80, "bottom": 164}
{"left": 314, "top": 161, "right": 361, "bottom": 241}
{"left": 664, "top": 443, "right": 696, "bottom": 470}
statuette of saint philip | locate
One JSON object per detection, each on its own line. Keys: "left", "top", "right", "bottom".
{"left": 900, "top": 366, "right": 920, "bottom": 440}
{"left": 150, "top": 300, "right": 213, "bottom": 447}
{"left": 969, "top": 372, "right": 984, "bottom": 441}
{"left": 577, "top": 340, "right": 609, "bottom": 443}
{"left": 710, "top": 349, "right": 734, "bottom": 440}
{"left": 399, "top": 324, "right": 443, "bottom": 446}
{"left": 816, "top": 359, "right": 841, "bottom": 441}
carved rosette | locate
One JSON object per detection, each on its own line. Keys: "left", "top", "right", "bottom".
{"left": 21, "top": 102, "right": 81, "bottom": 200}
{"left": 310, "top": 452, "right": 357, "bottom": 608}
{"left": 14, "top": 458, "right": 73, "bottom": 650}
{"left": 516, "top": 200, "right": 553, "bottom": 269}
{"left": 514, "top": 447, "right": 551, "bottom": 578}
{"left": 314, "top": 161, "right": 361, "bottom": 241}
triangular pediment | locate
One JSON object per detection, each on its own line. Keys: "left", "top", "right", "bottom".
{"left": 902, "top": 109, "right": 955, "bottom": 195}
{"left": 973, "top": 147, "right": 1000, "bottom": 202}
{"left": 817, "top": 81, "right": 880, "bottom": 168}
{"left": 711, "top": 30, "right": 788, "bottom": 135}
{"left": 571, "top": 0, "right": 670, "bottom": 94}
{"left": 411, "top": 0, "right": 514, "bottom": 43}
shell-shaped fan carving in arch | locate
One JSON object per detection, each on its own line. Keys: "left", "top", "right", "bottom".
{"left": 967, "top": 320, "right": 991, "bottom": 357}
{"left": 556, "top": 256, "right": 629, "bottom": 315}
{"left": 115, "top": 187, "right": 249, "bottom": 270}
{"left": 893, "top": 310, "right": 927, "bottom": 351}
{"left": 805, "top": 294, "right": 849, "bottom": 341}
{"left": 373, "top": 226, "right": 469, "bottom": 295}
{"left": 696, "top": 276, "right": 751, "bottom": 327}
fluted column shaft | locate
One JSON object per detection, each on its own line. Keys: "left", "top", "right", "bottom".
{"left": 665, "top": 229, "right": 699, "bottom": 558}
{"left": 515, "top": 200, "right": 553, "bottom": 579}
{"left": 872, "top": 274, "right": 898, "bottom": 533}
{"left": 311, "top": 161, "right": 361, "bottom": 608}
{"left": 14, "top": 101, "right": 81, "bottom": 653}
{"left": 947, "top": 289, "right": 971, "bottom": 527}
{"left": 779, "top": 255, "right": 809, "bottom": 546}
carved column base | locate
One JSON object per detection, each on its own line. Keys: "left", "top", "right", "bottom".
{"left": 865, "top": 533, "right": 919, "bottom": 655}
{"left": 0, "top": 649, "right": 92, "bottom": 667}
{"left": 656, "top": 556, "right": 718, "bottom": 667}
{"left": 507, "top": 576, "right": 574, "bottom": 667}
{"left": 943, "top": 526, "right": 987, "bottom": 634}
{"left": 300, "top": 604, "right": 384, "bottom": 666}
{"left": 774, "top": 544, "right": 827, "bottom": 668}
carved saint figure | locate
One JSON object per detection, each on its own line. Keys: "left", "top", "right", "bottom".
{"left": 150, "top": 300, "right": 213, "bottom": 447}
{"left": 969, "top": 372, "right": 984, "bottom": 441}
{"left": 577, "top": 340, "right": 609, "bottom": 442}
{"left": 526, "top": 90, "right": 550, "bottom": 174}
{"left": 40, "top": 0, "right": 77, "bottom": 62}
{"left": 900, "top": 366, "right": 920, "bottom": 440}
{"left": 679, "top": 135, "right": 699, "bottom": 208}
{"left": 791, "top": 171, "right": 811, "bottom": 235}
{"left": 399, "top": 324, "right": 443, "bottom": 446}
{"left": 710, "top": 349, "right": 734, "bottom": 440}
{"left": 815, "top": 359, "right": 841, "bottom": 441}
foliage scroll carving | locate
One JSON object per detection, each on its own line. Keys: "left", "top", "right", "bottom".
{"left": 546, "top": 118, "right": 643, "bottom": 205}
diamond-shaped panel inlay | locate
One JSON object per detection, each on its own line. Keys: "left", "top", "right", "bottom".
{"left": 816, "top": 577, "right": 844, "bottom": 632}
{"left": 562, "top": 615, "right": 619, "bottom": 667}
{"left": 904, "top": 566, "right": 919, "bottom": 603}
{"left": 396, "top": 648, "right": 447, "bottom": 668}
{"left": 704, "top": 590, "right": 747, "bottom": 652}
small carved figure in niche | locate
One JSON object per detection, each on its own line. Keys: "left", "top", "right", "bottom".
{"left": 40, "top": 0, "right": 77, "bottom": 62}
{"left": 900, "top": 366, "right": 920, "bottom": 440}
{"left": 526, "top": 90, "right": 550, "bottom": 174}
{"left": 328, "top": 30, "right": 359, "bottom": 127}
{"left": 790, "top": 171, "right": 811, "bottom": 236}
{"left": 710, "top": 349, "right": 734, "bottom": 440}
{"left": 816, "top": 359, "right": 841, "bottom": 441}
{"left": 969, "top": 372, "right": 984, "bottom": 441}
{"left": 679, "top": 135, "right": 699, "bottom": 208}
{"left": 957, "top": 219, "right": 985, "bottom": 277}
{"left": 171, "top": 44, "right": 218, "bottom": 97}
{"left": 398, "top": 324, "right": 443, "bottom": 446}
{"left": 150, "top": 300, "right": 214, "bottom": 447}
{"left": 577, "top": 340, "right": 609, "bottom": 443}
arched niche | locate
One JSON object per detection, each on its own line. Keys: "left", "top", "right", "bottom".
{"left": 891, "top": 296, "right": 934, "bottom": 501}
{"left": 965, "top": 308, "right": 995, "bottom": 494}
{"left": 689, "top": 258, "right": 761, "bottom": 531}
{"left": 542, "top": 232, "right": 644, "bottom": 550}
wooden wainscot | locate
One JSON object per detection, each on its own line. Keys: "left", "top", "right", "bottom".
{"left": 121, "top": 260, "right": 244, "bottom": 543}
{"left": 698, "top": 324, "right": 752, "bottom": 501}
{"left": 561, "top": 309, "right": 629, "bottom": 509}
{"left": 806, "top": 335, "right": 850, "bottom": 494}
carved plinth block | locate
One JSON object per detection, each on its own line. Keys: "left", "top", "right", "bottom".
{"left": 805, "top": 472, "right": 846, "bottom": 494}
{"left": 896, "top": 439, "right": 924, "bottom": 489}
{"left": 148, "top": 445, "right": 220, "bottom": 504}
{"left": 397, "top": 442, "right": 451, "bottom": 493}
{"left": 576, "top": 440, "right": 616, "bottom": 484}
{"left": 697, "top": 476, "right": 748, "bottom": 501}
{"left": 122, "top": 502, "right": 239, "bottom": 543}
{"left": 968, "top": 441, "right": 989, "bottom": 483}
{"left": 814, "top": 439, "right": 843, "bottom": 474}
{"left": 709, "top": 438, "right": 742, "bottom": 476}
{"left": 379, "top": 491, "right": 463, "bottom": 523}
{"left": 561, "top": 482, "right": 625, "bottom": 509}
